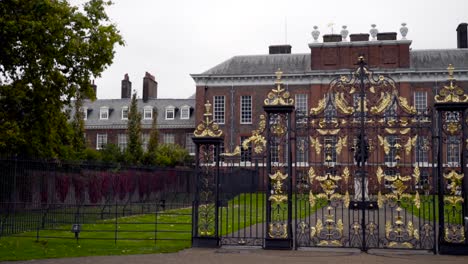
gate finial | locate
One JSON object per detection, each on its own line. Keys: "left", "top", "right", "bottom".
{"left": 434, "top": 64, "right": 468, "bottom": 103}
{"left": 264, "top": 68, "right": 294, "bottom": 106}
{"left": 193, "top": 100, "right": 223, "bottom": 138}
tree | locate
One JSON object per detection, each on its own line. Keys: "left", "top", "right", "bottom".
{"left": 70, "top": 92, "right": 86, "bottom": 156}
{"left": 0, "top": 0, "right": 124, "bottom": 158}
{"left": 126, "top": 91, "right": 143, "bottom": 164}
{"left": 147, "top": 108, "right": 159, "bottom": 153}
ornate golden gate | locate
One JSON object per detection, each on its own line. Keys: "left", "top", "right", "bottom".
{"left": 294, "top": 57, "right": 437, "bottom": 251}
{"left": 191, "top": 58, "right": 468, "bottom": 253}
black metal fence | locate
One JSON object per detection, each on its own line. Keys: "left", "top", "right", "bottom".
{"left": 0, "top": 158, "right": 195, "bottom": 244}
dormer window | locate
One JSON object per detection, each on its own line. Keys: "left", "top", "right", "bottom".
{"left": 121, "top": 106, "right": 128, "bottom": 120}
{"left": 144, "top": 106, "right": 153, "bottom": 120}
{"left": 165, "top": 106, "right": 175, "bottom": 120}
{"left": 100, "top": 107, "right": 109, "bottom": 120}
{"left": 80, "top": 107, "right": 88, "bottom": 120}
{"left": 180, "top": 105, "right": 190, "bottom": 120}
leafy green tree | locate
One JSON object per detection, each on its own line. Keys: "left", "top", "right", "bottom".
{"left": 70, "top": 92, "right": 86, "bottom": 156}
{"left": 147, "top": 108, "right": 159, "bottom": 153}
{"left": 100, "top": 143, "right": 123, "bottom": 164}
{"left": 0, "top": 0, "right": 123, "bottom": 158}
{"left": 143, "top": 143, "right": 192, "bottom": 167}
{"left": 126, "top": 91, "right": 143, "bottom": 164}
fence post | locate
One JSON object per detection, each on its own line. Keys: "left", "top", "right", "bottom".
{"left": 114, "top": 200, "right": 118, "bottom": 244}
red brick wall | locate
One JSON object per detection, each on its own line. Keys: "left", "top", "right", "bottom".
{"left": 310, "top": 43, "right": 411, "bottom": 70}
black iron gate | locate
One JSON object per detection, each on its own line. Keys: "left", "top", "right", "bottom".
{"left": 191, "top": 58, "right": 468, "bottom": 253}
{"left": 295, "top": 57, "right": 436, "bottom": 251}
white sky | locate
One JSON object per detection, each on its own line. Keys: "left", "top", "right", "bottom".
{"left": 71, "top": 0, "right": 468, "bottom": 99}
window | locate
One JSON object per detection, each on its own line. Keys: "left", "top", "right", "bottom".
{"left": 384, "top": 169, "right": 397, "bottom": 189}
{"left": 295, "top": 94, "right": 308, "bottom": 119}
{"left": 144, "top": 106, "right": 153, "bottom": 120}
{"left": 118, "top": 134, "right": 127, "bottom": 151}
{"left": 79, "top": 107, "right": 87, "bottom": 120}
{"left": 240, "top": 136, "right": 252, "bottom": 162}
{"left": 384, "top": 136, "right": 399, "bottom": 165}
{"left": 296, "top": 136, "right": 308, "bottom": 164}
{"left": 96, "top": 133, "right": 107, "bottom": 150}
{"left": 214, "top": 96, "right": 225, "bottom": 124}
{"left": 100, "top": 107, "right": 109, "bottom": 120}
{"left": 324, "top": 136, "right": 337, "bottom": 165}
{"left": 445, "top": 111, "right": 460, "bottom": 122}
{"left": 416, "top": 170, "right": 430, "bottom": 190}
{"left": 447, "top": 136, "right": 460, "bottom": 166}
{"left": 271, "top": 138, "right": 280, "bottom": 163}
{"left": 384, "top": 100, "right": 397, "bottom": 122}
{"left": 163, "top": 133, "right": 175, "bottom": 144}
{"left": 240, "top": 96, "right": 252, "bottom": 124}
{"left": 165, "top": 106, "right": 175, "bottom": 120}
{"left": 121, "top": 106, "right": 128, "bottom": 120}
{"left": 415, "top": 136, "right": 429, "bottom": 164}
{"left": 185, "top": 133, "right": 195, "bottom": 155}
{"left": 142, "top": 133, "right": 150, "bottom": 151}
{"left": 353, "top": 94, "right": 367, "bottom": 122}
{"left": 181, "top": 106, "right": 190, "bottom": 120}
{"left": 324, "top": 93, "right": 337, "bottom": 122}
{"left": 414, "top": 91, "right": 427, "bottom": 115}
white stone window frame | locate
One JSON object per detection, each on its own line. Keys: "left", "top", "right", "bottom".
{"left": 118, "top": 133, "right": 127, "bottom": 151}
{"left": 100, "top": 107, "right": 109, "bottom": 120}
{"left": 165, "top": 106, "right": 175, "bottom": 120}
{"left": 164, "top": 133, "right": 175, "bottom": 144}
{"left": 180, "top": 105, "right": 190, "bottom": 120}
{"left": 121, "top": 106, "right": 129, "bottom": 120}
{"left": 143, "top": 106, "right": 153, "bottom": 120}
{"left": 96, "top": 133, "right": 107, "bottom": 150}
{"left": 414, "top": 91, "right": 427, "bottom": 115}
{"left": 79, "top": 107, "right": 88, "bottom": 120}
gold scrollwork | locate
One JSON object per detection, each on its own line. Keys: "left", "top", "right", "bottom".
{"left": 269, "top": 222, "right": 288, "bottom": 238}
{"left": 377, "top": 135, "right": 390, "bottom": 155}
{"left": 335, "top": 92, "right": 354, "bottom": 115}
{"left": 309, "top": 137, "right": 322, "bottom": 155}
{"left": 264, "top": 69, "right": 294, "bottom": 106}
{"left": 194, "top": 100, "right": 223, "bottom": 138}
{"left": 269, "top": 171, "right": 288, "bottom": 204}
{"left": 310, "top": 97, "right": 326, "bottom": 115}
{"left": 336, "top": 136, "right": 347, "bottom": 154}
{"left": 398, "top": 97, "right": 417, "bottom": 114}
{"left": 435, "top": 64, "right": 468, "bottom": 103}
{"left": 370, "top": 92, "right": 392, "bottom": 114}
{"left": 404, "top": 135, "right": 418, "bottom": 155}
{"left": 317, "top": 129, "right": 340, "bottom": 135}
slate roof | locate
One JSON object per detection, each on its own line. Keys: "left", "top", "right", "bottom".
{"left": 72, "top": 98, "right": 195, "bottom": 129}
{"left": 198, "top": 49, "right": 468, "bottom": 76}
{"left": 410, "top": 49, "right": 468, "bottom": 70}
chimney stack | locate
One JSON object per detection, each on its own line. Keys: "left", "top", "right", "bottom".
{"left": 142, "top": 72, "right": 158, "bottom": 102}
{"left": 269, "top": 45, "right": 292, "bottom": 54}
{"left": 121, "top": 73, "right": 132, "bottom": 99}
{"left": 457, "top": 23, "right": 468, "bottom": 48}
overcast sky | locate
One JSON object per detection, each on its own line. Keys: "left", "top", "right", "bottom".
{"left": 71, "top": 0, "right": 468, "bottom": 99}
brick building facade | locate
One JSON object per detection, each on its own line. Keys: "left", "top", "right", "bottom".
{"left": 74, "top": 73, "right": 196, "bottom": 155}
{"left": 191, "top": 24, "right": 468, "bottom": 186}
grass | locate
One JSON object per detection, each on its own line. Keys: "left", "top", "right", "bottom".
{"left": 0, "top": 193, "right": 326, "bottom": 261}
{"left": 0, "top": 208, "right": 192, "bottom": 261}
{"left": 400, "top": 195, "right": 464, "bottom": 224}
{"left": 218, "top": 193, "right": 326, "bottom": 236}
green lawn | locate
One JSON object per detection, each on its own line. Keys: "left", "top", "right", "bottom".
{"left": 0, "top": 193, "right": 326, "bottom": 261}
{"left": 0, "top": 208, "right": 192, "bottom": 261}
{"left": 400, "top": 195, "right": 464, "bottom": 224}
{"left": 218, "top": 193, "right": 326, "bottom": 236}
